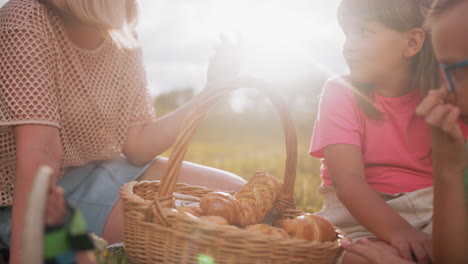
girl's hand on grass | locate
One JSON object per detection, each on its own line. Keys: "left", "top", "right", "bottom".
{"left": 342, "top": 238, "right": 415, "bottom": 264}
{"left": 387, "top": 227, "right": 433, "bottom": 264}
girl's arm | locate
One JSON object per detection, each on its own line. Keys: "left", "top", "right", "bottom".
{"left": 324, "top": 144, "right": 432, "bottom": 263}
{"left": 10, "top": 125, "right": 62, "bottom": 264}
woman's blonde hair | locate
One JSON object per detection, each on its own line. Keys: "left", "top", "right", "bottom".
{"left": 337, "top": 0, "right": 441, "bottom": 120}
{"left": 54, "top": 0, "right": 139, "bottom": 48}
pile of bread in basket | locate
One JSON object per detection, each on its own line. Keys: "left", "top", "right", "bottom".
{"left": 120, "top": 170, "right": 346, "bottom": 264}
{"left": 178, "top": 171, "right": 337, "bottom": 243}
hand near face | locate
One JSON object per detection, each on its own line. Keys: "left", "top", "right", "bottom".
{"left": 416, "top": 87, "right": 468, "bottom": 177}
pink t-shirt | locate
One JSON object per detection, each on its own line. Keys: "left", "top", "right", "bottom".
{"left": 310, "top": 77, "right": 433, "bottom": 194}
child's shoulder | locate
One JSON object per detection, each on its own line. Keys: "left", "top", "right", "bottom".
{"left": 321, "top": 75, "right": 356, "bottom": 100}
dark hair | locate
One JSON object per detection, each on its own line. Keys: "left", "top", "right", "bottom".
{"left": 425, "top": 0, "right": 464, "bottom": 28}
{"left": 337, "top": 0, "right": 441, "bottom": 120}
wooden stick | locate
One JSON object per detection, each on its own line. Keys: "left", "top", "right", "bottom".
{"left": 21, "top": 166, "right": 52, "bottom": 264}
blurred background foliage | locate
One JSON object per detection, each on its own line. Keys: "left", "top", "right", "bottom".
{"left": 155, "top": 74, "right": 329, "bottom": 213}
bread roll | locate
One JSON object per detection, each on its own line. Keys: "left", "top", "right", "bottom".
{"left": 245, "top": 224, "right": 289, "bottom": 238}
{"left": 178, "top": 204, "right": 203, "bottom": 217}
{"left": 282, "top": 214, "right": 336, "bottom": 242}
{"left": 200, "top": 192, "right": 243, "bottom": 225}
{"left": 199, "top": 215, "right": 229, "bottom": 225}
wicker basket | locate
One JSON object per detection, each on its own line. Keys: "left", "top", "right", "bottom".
{"left": 120, "top": 77, "right": 346, "bottom": 264}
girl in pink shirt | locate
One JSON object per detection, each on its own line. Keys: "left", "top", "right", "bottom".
{"left": 343, "top": 0, "right": 468, "bottom": 263}
{"left": 309, "top": 0, "right": 440, "bottom": 263}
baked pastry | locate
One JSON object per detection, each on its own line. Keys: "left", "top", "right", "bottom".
{"left": 199, "top": 215, "right": 229, "bottom": 225}
{"left": 178, "top": 204, "right": 203, "bottom": 217}
{"left": 282, "top": 214, "right": 336, "bottom": 242}
{"left": 200, "top": 171, "right": 282, "bottom": 227}
{"left": 234, "top": 171, "right": 282, "bottom": 226}
{"left": 245, "top": 224, "right": 289, "bottom": 238}
{"left": 200, "top": 192, "right": 243, "bottom": 225}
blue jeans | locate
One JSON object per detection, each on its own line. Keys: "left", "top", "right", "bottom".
{"left": 0, "top": 157, "right": 153, "bottom": 247}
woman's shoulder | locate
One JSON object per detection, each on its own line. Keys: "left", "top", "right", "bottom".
{"left": 0, "top": 0, "right": 52, "bottom": 32}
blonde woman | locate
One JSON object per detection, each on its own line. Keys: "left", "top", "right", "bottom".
{"left": 0, "top": 0, "right": 245, "bottom": 263}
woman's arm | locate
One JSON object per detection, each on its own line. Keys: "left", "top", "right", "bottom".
{"left": 123, "top": 94, "right": 202, "bottom": 165}
{"left": 432, "top": 164, "right": 468, "bottom": 263}
{"left": 123, "top": 36, "right": 241, "bottom": 165}
{"left": 416, "top": 87, "right": 468, "bottom": 263}
{"left": 324, "top": 144, "right": 432, "bottom": 263}
{"left": 10, "top": 125, "right": 62, "bottom": 264}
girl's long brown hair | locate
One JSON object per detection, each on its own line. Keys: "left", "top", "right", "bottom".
{"left": 337, "top": 0, "right": 441, "bottom": 120}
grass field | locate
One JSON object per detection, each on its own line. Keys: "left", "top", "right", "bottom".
{"left": 160, "top": 109, "right": 325, "bottom": 213}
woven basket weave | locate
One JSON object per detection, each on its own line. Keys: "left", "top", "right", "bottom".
{"left": 120, "top": 77, "right": 346, "bottom": 264}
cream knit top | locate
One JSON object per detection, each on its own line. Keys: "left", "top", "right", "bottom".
{"left": 0, "top": 0, "right": 156, "bottom": 206}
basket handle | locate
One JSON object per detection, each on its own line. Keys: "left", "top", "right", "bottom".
{"left": 153, "top": 76, "right": 298, "bottom": 214}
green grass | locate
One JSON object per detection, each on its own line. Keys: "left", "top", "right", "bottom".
{"left": 162, "top": 110, "right": 324, "bottom": 213}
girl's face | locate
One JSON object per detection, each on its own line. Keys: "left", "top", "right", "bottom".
{"left": 342, "top": 20, "right": 409, "bottom": 84}
{"left": 432, "top": 2, "right": 468, "bottom": 121}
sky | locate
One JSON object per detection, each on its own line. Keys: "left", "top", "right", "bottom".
{"left": 0, "top": 0, "right": 347, "bottom": 96}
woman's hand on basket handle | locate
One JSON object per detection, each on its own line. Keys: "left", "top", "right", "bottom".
{"left": 205, "top": 33, "right": 243, "bottom": 90}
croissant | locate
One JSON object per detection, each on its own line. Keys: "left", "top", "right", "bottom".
{"left": 178, "top": 204, "right": 203, "bottom": 217}
{"left": 200, "top": 171, "right": 282, "bottom": 227}
{"left": 282, "top": 214, "right": 336, "bottom": 242}
{"left": 200, "top": 192, "right": 243, "bottom": 225}
{"left": 234, "top": 171, "right": 282, "bottom": 226}
{"left": 245, "top": 224, "right": 289, "bottom": 238}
